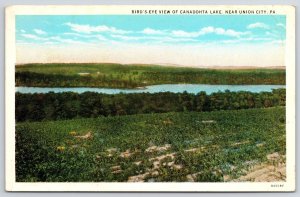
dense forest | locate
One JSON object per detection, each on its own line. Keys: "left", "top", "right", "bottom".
{"left": 16, "top": 89, "right": 286, "bottom": 122}
{"left": 16, "top": 63, "right": 286, "bottom": 88}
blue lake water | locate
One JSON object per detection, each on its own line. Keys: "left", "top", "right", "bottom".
{"left": 15, "top": 84, "right": 285, "bottom": 95}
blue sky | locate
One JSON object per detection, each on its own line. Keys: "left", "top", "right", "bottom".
{"left": 16, "top": 15, "right": 286, "bottom": 45}
{"left": 15, "top": 15, "right": 286, "bottom": 66}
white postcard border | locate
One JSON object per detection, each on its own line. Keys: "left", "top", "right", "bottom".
{"left": 5, "top": 5, "right": 296, "bottom": 192}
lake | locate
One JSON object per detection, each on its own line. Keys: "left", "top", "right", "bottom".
{"left": 15, "top": 84, "right": 285, "bottom": 95}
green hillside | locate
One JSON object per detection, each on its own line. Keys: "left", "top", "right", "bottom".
{"left": 16, "top": 107, "right": 286, "bottom": 182}
{"left": 16, "top": 63, "right": 286, "bottom": 88}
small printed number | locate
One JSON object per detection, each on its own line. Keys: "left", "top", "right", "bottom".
{"left": 271, "top": 184, "right": 284, "bottom": 187}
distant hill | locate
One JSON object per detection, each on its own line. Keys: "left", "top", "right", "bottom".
{"left": 16, "top": 62, "right": 285, "bottom": 70}
{"left": 153, "top": 63, "right": 286, "bottom": 70}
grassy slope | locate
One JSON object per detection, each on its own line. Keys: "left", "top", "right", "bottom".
{"left": 16, "top": 107, "right": 285, "bottom": 182}
{"left": 16, "top": 63, "right": 285, "bottom": 75}
{"left": 15, "top": 63, "right": 286, "bottom": 88}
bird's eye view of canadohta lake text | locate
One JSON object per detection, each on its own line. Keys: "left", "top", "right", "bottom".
{"left": 15, "top": 15, "right": 286, "bottom": 182}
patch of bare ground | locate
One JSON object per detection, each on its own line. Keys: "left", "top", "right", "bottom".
{"left": 129, "top": 144, "right": 223, "bottom": 182}
{"left": 162, "top": 119, "right": 173, "bottom": 125}
{"left": 74, "top": 131, "right": 92, "bottom": 139}
{"left": 111, "top": 165, "right": 122, "bottom": 174}
{"left": 128, "top": 152, "right": 181, "bottom": 182}
{"left": 256, "top": 143, "right": 265, "bottom": 147}
{"left": 128, "top": 171, "right": 159, "bottom": 182}
{"left": 103, "top": 148, "right": 139, "bottom": 158}
{"left": 184, "top": 145, "right": 219, "bottom": 153}
{"left": 186, "top": 172, "right": 202, "bottom": 182}
{"left": 184, "top": 147, "right": 205, "bottom": 153}
{"left": 149, "top": 153, "right": 182, "bottom": 170}
{"left": 201, "top": 120, "right": 216, "bottom": 124}
{"left": 106, "top": 148, "right": 117, "bottom": 157}
{"left": 149, "top": 153, "right": 176, "bottom": 163}
{"left": 128, "top": 144, "right": 211, "bottom": 182}
{"left": 145, "top": 144, "right": 171, "bottom": 153}
{"left": 134, "top": 161, "right": 142, "bottom": 166}
{"left": 230, "top": 152, "right": 286, "bottom": 182}
{"left": 231, "top": 140, "right": 250, "bottom": 147}
{"left": 128, "top": 144, "right": 184, "bottom": 182}
{"left": 120, "top": 149, "right": 133, "bottom": 158}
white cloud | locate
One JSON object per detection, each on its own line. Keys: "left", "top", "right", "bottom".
{"left": 111, "top": 34, "right": 197, "bottom": 43}
{"left": 215, "top": 28, "right": 250, "bottom": 37}
{"left": 265, "top": 31, "right": 279, "bottom": 38}
{"left": 214, "top": 28, "right": 225, "bottom": 34}
{"left": 221, "top": 40, "right": 240, "bottom": 44}
{"left": 63, "top": 23, "right": 250, "bottom": 39}
{"left": 222, "top": 36, "right": 273, "bottom": 44}
{"left": 250, "top": 37, "right": 273, "bottom": 41}
{"left": 21, "top": 34, "right": 48, "bottom": 41}
{"left": 172, "top": 26, "right": 249, "bottom": 38}
{"left": 172, "top": 30, "right": 199, "bottom": 38}
{"left": 276, "top": 23, "right": 286, "bottom": 29}
{"left": 155, "top": 36, "right": 197, "bottom": 43}
{"left": 50, "top": 36, "right": 88, "bottom": 44}
{"left": 95, "top": 35, "right": 108, "bottom": 41}
{"left": 63, "top": 32, "right": 107, "bottom": 41}
{"left": 201, "top": 26, "right": 215, "bottom": 34}
{"left": 270, "top": 40, "right": 286, "bottom": 45}
{"left": 65, "top": 22, "right": 130, "bottom": 34}
{"left": 34, "top": 29, "right": 47, "bottom": 35}
{"left": 64, "top": 32, "right": 89, "bottom": 37}
{"left": 111, "top": 35, "right": 142, "bottom": 41}
{"left": 247, "top": 22, "right": 269, "bottom": 29}
{"left": 21, "top": 33, "right": 91, "bottom": 45}
{"left": 142, "top": 28, "right": 165, "bottom": 35}
{"left": 20, "top": 29, "right": 26, "bottom": 33}
{"left": 43, "top": 41, "right": 56, "bottom": 45}
{"left": 171, "top": 26, "right": 215, "bottom": 37}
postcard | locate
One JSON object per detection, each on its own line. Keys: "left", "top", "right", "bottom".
{"left": 5, "top": 5, "right": 295, "bottom": 192}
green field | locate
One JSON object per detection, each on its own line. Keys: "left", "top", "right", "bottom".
{"left": 16, "top": 63, "right": 286, "bottom": 88}
{"left": 16, "top": 107, "right": 286, "bottom": 182}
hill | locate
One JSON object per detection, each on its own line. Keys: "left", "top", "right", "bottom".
{"left": 15, "top": 63, "right": 286, "bottom": 88}
{"left": 16, "top": 107, "right": 286, "bottom": 182}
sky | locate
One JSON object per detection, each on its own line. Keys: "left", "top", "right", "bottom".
{"left": 16, "top": 15, "right": 286, "bottom": 67}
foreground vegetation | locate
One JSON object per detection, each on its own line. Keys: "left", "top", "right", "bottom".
{"left": 16, "top": 89, "right": 285, "bottom": 122}
{"left": 16, "top": 63, "right": 286, "bottom": 88}
{"left": 16, "top": 107, "right": 286, "bottom": 182}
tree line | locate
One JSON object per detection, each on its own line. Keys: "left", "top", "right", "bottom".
{"left": 16, "top": 68, "right": 285, "bottom": 89}
{"left": 16, "top": 89, "right": 285, "bottom": 122}
{"left": 15, "top": 72, "right": 140, "bottom": 89}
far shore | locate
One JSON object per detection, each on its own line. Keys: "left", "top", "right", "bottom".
{"left": 204, "top": 66, "right": 286, "bottom": 70}
{"left": 15, "top": 62, "right": 286, "bottom": 70}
